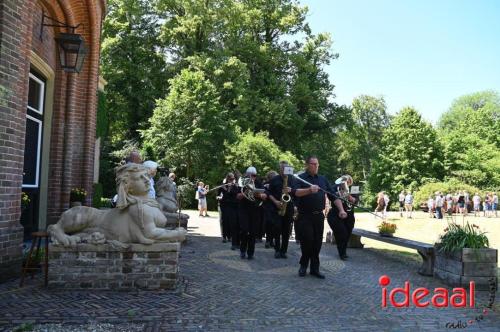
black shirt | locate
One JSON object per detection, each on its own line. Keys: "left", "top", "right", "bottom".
{"left": 292, "top": 172, "right": 332, "bottom": 214}
{"left": 218, "top": 183, "right": 239, "bottom": 207}
{"left": 266, "top": 174, "right": 295, "bottom": 214}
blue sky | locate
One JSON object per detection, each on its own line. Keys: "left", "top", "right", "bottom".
{"left": 301, "top": 0, "right": 500, "bottom": 124}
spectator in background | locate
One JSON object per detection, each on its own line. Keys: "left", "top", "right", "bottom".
{"left": 464, "top": 191, "right": 470, "bottom": 214}
{"left": 404, "top": 191, "right": 414, "bottom": 219}
{"left": 197, "top": 182, "right": 209, "bottom": 217}
{"left": 398, "top": 191, "right": 405, "bottom": 217}
{"left": 435, "top": 192, "right": 443, "bottom": 219}
{"left": 446, "top": 193, "right": 453, "bottom": 216}
{"left": 485, "top": 192, "right": 492, "bottom": 218}
{"left": 169, "top": 172, "right": 177, "bottom": 199}
{"left": 375, "top": 192, "right": 386, "bottom": 218}
{"left": 143, "top": 160, "right": 158, "bottom": 199}
{"left": 457, "top": 191, "right": 466, "bottom": 215}
{"left": 493, "top": 192, "right": 498, "bottom": 218}
{"left": 383, "top": 193, "right": 390, "bottom": 218}
{"left": 126, "top": 150, "right": 142, "bottom": 164}
{"left": 427, "top": 196, "right": 434, "bottom": 218}
{"left": 473, "top": 193, "right": 481, "bottom": 217}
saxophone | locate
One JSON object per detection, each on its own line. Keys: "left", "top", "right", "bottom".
{"left": 278, "top": 174, "right": 291, "bottom": 216}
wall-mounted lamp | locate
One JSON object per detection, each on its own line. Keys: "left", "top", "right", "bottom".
{"left": 40, "top": 10, "right": 87, "bottom": 73}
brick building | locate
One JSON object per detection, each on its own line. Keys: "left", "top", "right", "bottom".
{"left": 0, "top": 0, "right": 106, "bottom": 281}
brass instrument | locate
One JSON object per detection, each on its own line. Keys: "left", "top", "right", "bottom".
{"left": 335, "top": 175, "right": 353, "bottom": 211}
{"left": 278, "top": 174, "right": 291, "bottom": 216}
{"left": 238, "top": 176, "right": 265, "bottom": 203}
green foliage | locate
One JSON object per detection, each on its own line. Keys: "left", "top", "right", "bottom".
{"left": 92, "top": 183, "right": 104, "bottom": 208}
{"left": 96, "top": 90, "right": 108, "bottom": 138}
{"left": 414, "top": 180, "right": 481, "bottom": 207}
{"left": 437, "top": 222, "right": 490, "bottom": 253}
{"left": 101, "top": 0, "right": 169, "bottom": 143}
{"left": 224, "top": 130, "right": 301, "bottom": 176}
{"left": 336, "top": 95, "right": 390, "bottom": 181}
{"left": 100, "top": 197, "right": 114, "bottom": 208}
{"left": 367, "top": 107, "right": 444, "bottom": 200}
{"left": 143, "top": 69, "right": 231, "bottom": 184}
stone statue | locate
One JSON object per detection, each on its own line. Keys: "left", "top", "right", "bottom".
{"left": 48, "top": 164, "right": 187, "bottom": 247}
{"left": 156, "top": 176, "right": 189, "bottom": 229}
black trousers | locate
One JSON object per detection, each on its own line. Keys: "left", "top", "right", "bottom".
{"left": 221, "top": 204, "right": 237, "bottom": 240}
{"left": 296, "top": 212, "right": 324, "bottom": 271}
{"left": 328, "top": 212, "right": 355, "bottom": 257}
{"left": 238, "top": 205, "right": 260, "bottom": 256}
{"left": 272, "top": 211, "right": 293, "bottom": 254}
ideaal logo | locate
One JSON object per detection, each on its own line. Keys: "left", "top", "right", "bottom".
{"left": 379, "top": 275, "right": 497, "bottom": 329}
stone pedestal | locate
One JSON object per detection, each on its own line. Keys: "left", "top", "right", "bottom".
{"left": 48, "top": 242, "right": 180, "bottom": 290}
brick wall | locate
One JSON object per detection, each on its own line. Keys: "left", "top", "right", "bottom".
{"left": 0, "top": 0, "right": 106, "bottom": 282}
{"left": 0, "top": 0, "right": 36, "bottom": 282}
{"left": 49, "top": 243, "right": 181, "bottom": 290}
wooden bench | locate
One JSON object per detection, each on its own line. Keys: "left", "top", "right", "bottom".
{"left": 342, "top": 228, "right": 435, "bottom": 276}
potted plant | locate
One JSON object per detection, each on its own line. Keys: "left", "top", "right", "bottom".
{"left": 377, "top": 221, "right": 397, "bottom": 237}
{"left": 70, "top": 187, "right": 87, "bottom": 207}
{"left": 434, "top": 222, "right": 497, "bottom": 290}
{"left": 21, "top": 192, "right": 30, "bottom": 211}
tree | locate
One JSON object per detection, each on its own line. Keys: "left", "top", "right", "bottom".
{"left": 438, "top": 90, "right": 500, "bottom": 188}
{"left": 224, "top": 130, "right": 301, "bottom": 176}
{"left": 336, "top": 95, "right": 390, "bottom": 181}
{"left": 142, "top": 69, "right": 232, "bottom": 182}
{"left": 101, "top": 0, "right": 169, "bottom": 143}
{"left": 367, "top": 107, "right": 444, "bottom": 198}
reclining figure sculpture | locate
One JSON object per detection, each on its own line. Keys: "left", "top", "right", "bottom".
{"left": 48, "top": 163, "right": 187, "bottom": 247}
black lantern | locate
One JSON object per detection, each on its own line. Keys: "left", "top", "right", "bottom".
{"left": 55, "top": 33, "right": 87, "bottom": 73}
{"left": 40, "top": 11, "right": 86, "bottom": 73}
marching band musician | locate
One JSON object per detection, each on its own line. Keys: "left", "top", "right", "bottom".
{"left": 237, "top": 166, "right": 267, "bottom": 260}
{"left": 292, "top": 156, "right": 331, "bottom": 279}
{"left": 218, "top": 172, "right": 238, "bottom": 246}
{"left": 266, "top": 161, "right": 294, "bottom": 259}
{"left": 327, "top": 175, "right": 356, "bottom": 260}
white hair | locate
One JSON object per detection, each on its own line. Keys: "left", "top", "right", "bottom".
{"left": 246, "top": 166, "right": 257, "bottom": 175}
{"left": 143, "top": 160, "right": 158, "bottom": 170}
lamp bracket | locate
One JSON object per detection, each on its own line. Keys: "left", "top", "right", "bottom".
{"left": 40, "top": 9, "right": 82, "bottom": 40}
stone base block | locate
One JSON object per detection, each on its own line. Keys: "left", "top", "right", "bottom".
{"left": 48, "top": 242, "right": 181, "bottom": 290}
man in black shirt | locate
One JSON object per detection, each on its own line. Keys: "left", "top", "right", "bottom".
{"left": 267, "top": 161, "right": 294, "bottom": 259}
{"left": 327, "top": 175, "right": 356, "bottom": 260}
{"left": 218, "top": 173, "right": 239, "bottom": 247}
{"left": 237, "top": 166, "right": 267, "bottom": 259}
{"left": 292, "top": 156, "right": 331, "bottom": 279}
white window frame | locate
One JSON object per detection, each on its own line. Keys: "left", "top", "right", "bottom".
{"left": 27, "top": 73, "right": 45, "bottom": 115}
{"left": 22, "top": 115, "right": 42, "bottom": 188}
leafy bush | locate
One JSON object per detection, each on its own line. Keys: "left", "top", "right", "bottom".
{"left": 414, "top": 180, "right": 481, "bottom": 208}
{"left": 436, "top": 222, "right": 489, "bottom": 253}
{"left": 100, "top": 197, "right": 114, "bottom": 208}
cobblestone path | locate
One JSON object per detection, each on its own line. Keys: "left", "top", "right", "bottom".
{"left": 0, "top": 216, "right": 498, "bottom": 331}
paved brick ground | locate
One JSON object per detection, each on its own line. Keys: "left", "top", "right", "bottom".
{"left": 0, "top": 211, "right": 498, "bottom": 331}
